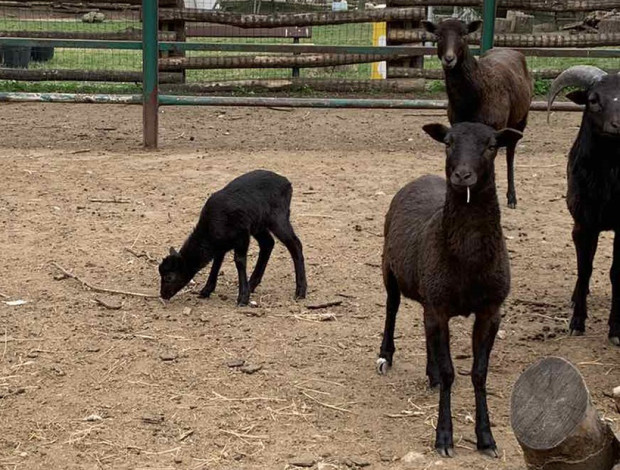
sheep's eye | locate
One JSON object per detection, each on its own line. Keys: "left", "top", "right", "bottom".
{"left": 488, "top": 144, "right": 497, "bottom": 151}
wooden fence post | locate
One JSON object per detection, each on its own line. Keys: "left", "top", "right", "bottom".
{"left": 143, "top": 0, "right": 159, "bottom": 149}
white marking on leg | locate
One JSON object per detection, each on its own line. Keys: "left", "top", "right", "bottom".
{"left": 467, "top": 187, "right": 470, "bottom": 204}
{"left": 376, "top": 357, "right": 389, "bottom": 375}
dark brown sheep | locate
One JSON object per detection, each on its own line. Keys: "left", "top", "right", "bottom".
{"left": 422, "top": 19, "right": 533, "bottom": 209}
{"left": 377, "top": 122, "right": 522, "bottom": 458}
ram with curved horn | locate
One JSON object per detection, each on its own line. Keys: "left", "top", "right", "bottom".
{"left": 548, "top": 65, "right": 620, "bottom": 345}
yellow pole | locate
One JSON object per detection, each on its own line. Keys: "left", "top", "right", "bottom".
{"left": 371, "top": 22, "right": 386, "bottom": 80}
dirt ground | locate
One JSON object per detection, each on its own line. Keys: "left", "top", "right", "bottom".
{"left": 0, "top": 103, "right": 618, "bottom": 470}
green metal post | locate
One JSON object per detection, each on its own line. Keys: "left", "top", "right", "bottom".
{"left": 481, "top": 0, "right": 497, "bottom": 53}
{"left": 143, "top": 0, "right": 159, "bottom": 149}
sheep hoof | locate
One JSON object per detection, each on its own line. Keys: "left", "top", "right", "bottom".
{"left": 479, "top": 447, "right": 499, "bottom": 459}
{"left": 569, "top": 328, "right": 584, "bottom": 337}
{"left": 436, "top": 447, "right": 454, "bottom": 458}
{"left": 507, "top": 201, "right": 517, "bottom": 209}
{"left": 609, "top": 336, "right": 620, "bottom": 347}
{"left": 376, "top": 358, "right": 390, "bottom": 375}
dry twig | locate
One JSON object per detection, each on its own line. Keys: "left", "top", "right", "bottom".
{"left": 301, "top": 391, "right": 352, "bottom": 414}
{"left": 51, "top": 262, "right": 159, "bottom": 299}
{"left": 211, "top": 391, "right": 284, "bottom": 402}
{"left": 220, "top": 429, "right": 268, "bottom": 440}
{"left": 306, "top": 300, "right": 342, "bottom": 310}
{"left": 125, "top": 247, "right": 158, "bottom": 264}
{"left": 89, "top": 197, "right": 131, "bottom": 204}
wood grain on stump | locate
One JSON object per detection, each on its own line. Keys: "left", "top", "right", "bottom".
{"left": 511, "top": 356, "right": 618, "bottom": 470}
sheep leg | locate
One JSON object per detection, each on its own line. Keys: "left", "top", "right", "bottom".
{"left": 570, "top": 224, "right": 599, "bottom": 335}
{"left": 609, "top": 233, "right": 620, "bottom": 346}
{"left": 233, "top": 236, "right": 251, "bottom": 306}
{"left": 425, "top": 310, "right": 454, "bottom": 458}
{"left": 472, "top": 306, "right": 501, "bottom": 458}
{"left": 199, "top": 252, "right": 225, "bottom": 298}
{"left": 425, "top": 332, "right": 441, "bottom": 390}
{"left": 506, "top": 143, "right": 517, "bottom": 209}
{"left": 270, "top": 218, "right": 307, "bottom": 300}
{"left": 249, "top": 231, "right": 275, "bottom": 293}
{"left": 377, "top": 269, "right": 400, "bottom": 375}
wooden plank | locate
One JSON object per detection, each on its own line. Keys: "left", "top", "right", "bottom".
{"left": 0, "top": 30, "right": 177, "bottom": 41}
{"left": 388, "top": 66, "right": 620, "bottom": 79}
{"left": 158, "top": 7, "right": 426, "bottom": 27}
{"left": 0, "top": 68, "right": 182, "bottom": 83}
{"left": 386, "top": 0, "right": 620, "bottom": 11}
{"left": 159, "top": 52, "right": 414, "bottom": 70}
{"left": 161, "top": 78, "right": 426, "bottom": 93}
{"left": 388, "top": 29, "right": 620, "bottom": 47}
{"left": 186, "top": 23, "right": 311, "bottom": 38}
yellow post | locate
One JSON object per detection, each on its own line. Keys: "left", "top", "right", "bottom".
{"left": 371, "top": 22, "right": 387, "bottom": 80}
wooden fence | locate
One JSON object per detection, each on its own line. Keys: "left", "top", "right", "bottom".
{"left": 0, "top": 0, "right": 618, "bottom": 91}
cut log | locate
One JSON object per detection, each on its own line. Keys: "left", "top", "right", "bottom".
{"left": 511, "top": 356, "right": 619, "bottom": 470}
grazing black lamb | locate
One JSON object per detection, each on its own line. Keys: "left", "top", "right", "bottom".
{"left": 377, "top": 122, "right": 522, "bottom": 457}
{"left": 159, "top": 170, "right": 307, "bottom": 305}
{"left": 421, "top": 19, "right": 532, "bottom": 209}
{"left": 547, "top": 66, "right": 620, "bottom": 345}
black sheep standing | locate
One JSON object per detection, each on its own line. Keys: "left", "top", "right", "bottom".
{"left": 548, "top": 66, "right": 620, "bottom": 345}
{"left": 159, "top": 170, "right": 307, "bottom": 305}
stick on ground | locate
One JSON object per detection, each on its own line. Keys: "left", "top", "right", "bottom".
{"left": 306, "top": 300, "right": 342, "bottom": 310}
{"left": 51, "top": 262, "right": 159, "bottom": 299}
{"left": 301, "top": 391, "right": 352, "bottom": 414}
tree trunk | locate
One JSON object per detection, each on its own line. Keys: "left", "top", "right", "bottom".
{"left": 511, "top": 357, "right": 619, "bottom": 470}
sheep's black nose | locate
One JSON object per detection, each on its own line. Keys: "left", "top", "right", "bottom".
{"left": 454, "top": 170, "right": 472, "bottom": 181}
{"left": 443, "top": 54, "right": 456, "bottom": 65}
{"left": 611, "top": 120, "right": 620, "bottom": 129}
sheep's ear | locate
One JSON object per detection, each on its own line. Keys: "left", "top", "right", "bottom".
{"left": 421, "top": 20, "right": 437, "bottom": 34}
{"left": 495, "top": 128, "right": 523, "bottom": 149}
{"left": 467, "top": 20, "right": 482, "bottom": 33}
{"left": 169, "top": 246, "right": 178, "bottom": 256}
{"left": 566, "top": 90, "right": 588, "bottom": 105}
{"left": 423, "top": 123, "right": 450, "bottom": 144}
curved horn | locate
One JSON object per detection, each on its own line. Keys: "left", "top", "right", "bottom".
{"left": 547, "top": 65, "right": 607, "bottom": 122}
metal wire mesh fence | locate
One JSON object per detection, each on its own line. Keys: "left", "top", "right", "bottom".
{"left": 0, "top": 1, "right": 618, "bottom": 96}
{"left": 0, "top": 1, "right": 142, "bottom": 89}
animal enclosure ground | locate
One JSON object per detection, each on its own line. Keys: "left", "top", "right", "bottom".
{"left": 0, "top": 104, "right": 618, "bottom": 470}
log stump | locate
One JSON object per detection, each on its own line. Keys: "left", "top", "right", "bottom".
{"left": 511, "top": 357, "right": 619, "bottom": 470}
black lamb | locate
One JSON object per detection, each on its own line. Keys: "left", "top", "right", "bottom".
{"left": 159, "top": 169, "right": 307, "bottom": 305}
{"left": 422, "top": 19, "right": 532, "bottom": 209}
{"left": 377, "top": 122, "right": 522, "bottom": 457}
{"left": 547, "top": 66, "right": 620, "bottom": 345}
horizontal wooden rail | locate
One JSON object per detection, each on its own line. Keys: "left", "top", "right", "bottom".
{"left": 160, "top": 52, "right": 413, "bottom": 70}
{"left": 0, "top": 0, "right": 617, "bottom": 8}
{"left": 0, "top": 68, "right": 182, "bottom": 83}
{"left": 387, "top": 66, "right": 620, "bottom": 79}
{"left": 389, "top": 29, "right": 620, "bottom": 47}
{"left": 0, "top": 38, "right": 617, "bottom": 60}
{"left": 387, "top": 0, "right": 620, "bottom": 10}
{"left": 0, "top": 0, "right": 177, "bottom": 5}
{"left": 159, "top": 7, "right": 425, "bottom": 27}
{"left": 0, "top": 30, "right": 176, "bottom": 41}
{"left": 161, "top": 78, "right": 426, "bottom": 93}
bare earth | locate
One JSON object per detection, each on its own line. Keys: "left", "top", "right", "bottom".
{"left": 0, "top": 103, "right": 618, "bottom": 470}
